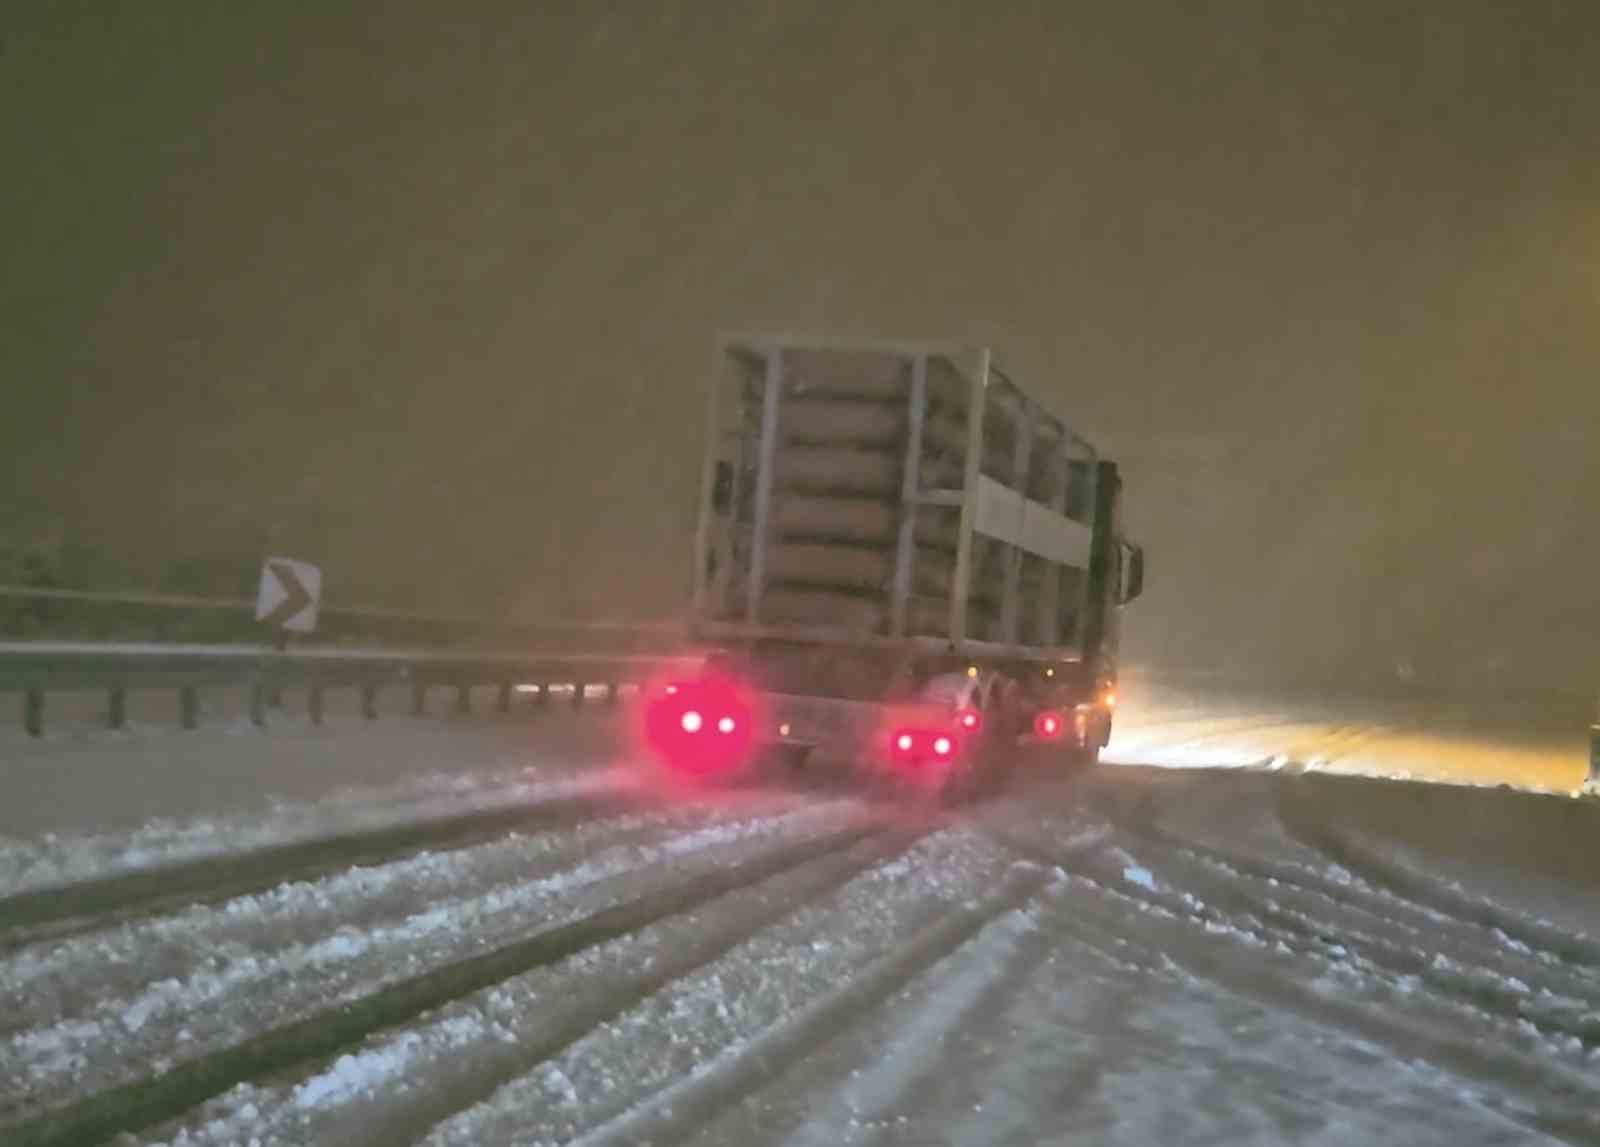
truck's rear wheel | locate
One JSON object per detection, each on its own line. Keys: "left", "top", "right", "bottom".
{"left": 1063, "top": 710, "right": 1109, "bottom": 768}
{"left": 939, "top": 700, "right": 1020, "bottom": 806}
{"left": 1063, "top": 745, "right": 1099, "bottom": 769}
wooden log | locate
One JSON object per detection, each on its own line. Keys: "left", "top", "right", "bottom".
{"left": 774, "top": 495, "right": 963, "bottom": 550}
{"left": 783, "top": 349, "right": 909, "bottom": 400}
{"left": 780, "top": 398, "right": 1006, "bottom": 480}
{"left": 762, "top": 588, "right": 883, "bottom": 632}
{"left": 783, "top": 399, "right": 904, "bottom": 449}
{"left": 772, "top": 494, "right": 897, "bottom": 545}
{"left": 761, "top": 587, "right": 990, "bottom": 638}
{"left": 776, "top": 446, "right": 901, "bottom": 500}
{"left": 767, "top": 541, "right": 959, "bottom": 599}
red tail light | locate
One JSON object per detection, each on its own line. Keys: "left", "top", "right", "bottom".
{"left": 644, "top": 678, "right": 753, "bottom": 773}
{"left": 957, "top": 708, "right": 981, "bottom": 733}
{"left": 1034, "top": 711, "right": 1064, "bottom": 740}
{"left": 890, "top": 729, "right": 957, "bottom": 764}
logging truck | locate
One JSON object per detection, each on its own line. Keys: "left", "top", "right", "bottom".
{"left": 643, "top": 334, "right": 1144, "bottom": 799}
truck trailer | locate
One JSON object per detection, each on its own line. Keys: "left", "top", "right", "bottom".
{"left": 645, "top": 334, "right": 1144, "bottom": 799}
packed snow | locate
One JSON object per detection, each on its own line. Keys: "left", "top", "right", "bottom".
{"left": 4, "top": 678, "right": 1599, "bottom": 1144}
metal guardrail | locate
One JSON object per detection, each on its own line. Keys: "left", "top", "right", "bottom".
{"left": 0, "top": 642, "right": 702, "bottom": 737}
{"left": 0, "top": 584, "right": 688, "bottom": 651}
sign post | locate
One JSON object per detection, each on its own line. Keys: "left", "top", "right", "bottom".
{"left": 1588, "top": 690, "right": 1600, "bottom": 787}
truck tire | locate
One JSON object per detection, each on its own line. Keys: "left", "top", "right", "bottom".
{"left": 1064, "top": 711, "right": 1108, "bottom": 768}
{"left": 939, "top": 696, "right": 1020, "bottom": 806}
{"left": 1064, "top": 745, "right": 1099, "bottom": 769}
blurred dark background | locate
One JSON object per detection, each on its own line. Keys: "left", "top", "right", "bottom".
{"left": 4, "top": 1, "right": 1597, "bottom": 688}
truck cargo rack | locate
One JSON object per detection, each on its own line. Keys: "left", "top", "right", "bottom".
{"left": 692, "top": 333, "right": 1116, "bottom": 663}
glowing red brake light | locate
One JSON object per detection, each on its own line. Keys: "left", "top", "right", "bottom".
{"left": 643, "top": 677, "right": 754, "bottom": 774}
{"left": 895, "top": 732, "right": 915, "bottom": 753}
{"left": 932, "top": 736, "right": 953, "bottom": 757}
{"left": 1034, "top": 711, "right": 1064, "bottom": 740}
{"left": 957, "top": 708, "right": 981, "bottom": 732}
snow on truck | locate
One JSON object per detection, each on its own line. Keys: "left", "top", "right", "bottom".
{"left": 644, "top": 334, "right": 1144, "bottom": 798}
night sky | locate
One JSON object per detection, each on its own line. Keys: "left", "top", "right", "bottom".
{"left": 5, "top": 2, "right": 1598, "bottom": 686}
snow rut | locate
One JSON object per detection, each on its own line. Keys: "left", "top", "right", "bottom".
{"left": 100, "top": 823, "right": 1032, "bottom": 1147}
{"left": 0, "top": 796, "right": 805, "bottom": 1037}
{"left": 984, "top": 820, "right": 1600, "bottom": 1145}
{"left": 1276, "top": 786, "right": 1600, "bottom": 967}
{"left": 0, "top": 800, "right": 877, "bottom": 1146}
{"left": 0, "top": 776, "right": 642, "bottom": 951}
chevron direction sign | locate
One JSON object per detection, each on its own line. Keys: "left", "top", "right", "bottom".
{"left": 255, "top": 557, "right": 322, "bottom": 633}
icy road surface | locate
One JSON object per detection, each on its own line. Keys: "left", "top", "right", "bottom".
{"left": 2, "top": 678, "right": 1599, "bottom": 1145}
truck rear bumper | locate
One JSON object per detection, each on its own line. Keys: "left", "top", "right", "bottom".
{"left": 753, "top": 691, "right": 959, "bottom": 770}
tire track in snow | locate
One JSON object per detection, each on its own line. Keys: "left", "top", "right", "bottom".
{"left": 768, "top": 884, "right": 1069, "bottom": 1147}
{"left": 1164, "top": 836, "right": 1600, "bottom": 1005}
{"left": 1276, "top": 783, "right": 1600, "bottom": 969}
{"left": 1261, "top": 722, "right": 1382, "bottom": 773}
{"left": 1086, "top": 827, "right": 1600, "bottom": 1054}
{"left": 0, "top": 815, "right": 882, "bottom": 1147}
{"left": 0, "top": 777, "right": 642, "bottom": 951}
{"left": 0, "top": 795, "right": 808, "bottom": 1041}
{"left": 136, "top": 822, "right": 952, "bottom": 1147}
{"left": 1103, "top": 713, "right": 1316, "bottom": 768}
{"left": 1095, "top": 779, "right": 1600, "bottom": 1007}
{"left": 983, "top": 826, "right": 1600, "bottom": 1146}
{"left": 1, "top": 800, "right": 858, "bottom": 1121}
{"left": 556, "top": 865, "right": 1053, "bottom": 1147}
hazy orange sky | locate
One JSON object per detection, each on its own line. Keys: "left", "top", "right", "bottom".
{"left": 5, "top": 2, "right": 1598, "bottom": 684}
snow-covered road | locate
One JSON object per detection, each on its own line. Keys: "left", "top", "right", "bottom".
{"left": 3, "top": 682, "right": 1599, "bottom": 1146}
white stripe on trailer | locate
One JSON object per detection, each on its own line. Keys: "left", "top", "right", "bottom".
{"left": 972, "top": 475, "right": 1093, "bottom": 568}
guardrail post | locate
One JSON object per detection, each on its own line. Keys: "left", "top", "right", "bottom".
{"left": 180, "top": 685, "right": 199, "bottom": 730}
{"left": 455, "top": 682, "right": 471, "bottom": 716}
{"left": 497, "top": 681, "right": 511, "bottom": 714}
{"left": 308, "top": 682, "right": 324, "bottom": 726}
{"left": 361, "top": 682, "right": 379, "bottom": 721}
{"left": 108, "top": 686, "right": 126, "bottom": 730}
{"left": 605, "top": 682, "right": 619, "bottom": 706}
{"left": 25, "top": 688, "right": 43, "bottom": 737}
{"left": 535, "top": 684, "right": 549, "bottom": 709}
{"left": 572, "top": 683, "right": 585, "bottom": 711}
{"left": 250, "top": 683, "right": 267, "bottom": 728}
{"left": 412, "top": 680, "right": 426, "bottom": 717}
